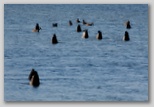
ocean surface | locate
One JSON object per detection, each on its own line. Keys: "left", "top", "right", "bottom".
{"left": 4, "top": 4, "right": 148, "bottom": 101}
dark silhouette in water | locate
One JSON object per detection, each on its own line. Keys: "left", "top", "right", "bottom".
{"left": 69, "top": 20, "right": 73, "bottom": 26}
{"left": 52, "top": 23, "right": 58, "bottom": 27}
{"left": 76, "top": 18, "right": 81, "bottom": 23}
{"left": 29, "top": 69, "right": 40, "bottom": 87}
{"left": 96, "top": 30, "right": 102, "bottom": 40}
{"left": 85, "top": 23, "right": 94, "bottom": 26}
{"left": 126, "top": 20, "right": 131, "bottom": 29}
{"left": 123, "top": 31, "right": 130, "bottom": 41}
{"left": 76, "top": 24, "right": 82, "bottom": 32}
{"left": 82, "top": 29, "right": 89, "bottom": 39}
{"left": 52, "top": 34, "right": 58, "bottom": 44}
{"left": 33, "top": 23, "right": 41, "bottom": 32}
{"left": 83, "top": 20, "right": 94, "bottom": 26}
{"left": 82, "top": 20, "right": 87, "bottom": 25}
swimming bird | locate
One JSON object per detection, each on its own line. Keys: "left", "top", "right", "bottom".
{"left": 96, "top": 30, "right": 102, "bottom": 40}
{"left": 32, "top": 23, "right": 41, "bottom": 32}
{"left": 123, "top": 31, "right": 130, "bottom": 41}
{"left": 125, "top": 20, "right": 131, "bottom": 29}
{"left": 76, "top": 24, "right": 82, "bottom": 32}
{"left": 83, "top": 20, "right": 94, "bottom": 26}
{"left": 82, "top": 29, "right": 89, "bottom": 39}
{"left": 29, "top": 69, "right": 40, "bottom": 87}
{"left": 76, "top": 18, "right": 81, "bottom": 23}
{"left": 52, "top": 34, "right": 58, "bottom": 44}
{"left": 85, "top": 23, "right": 94, "bottom": 26}
{"left": 52, "top": 23, "right": 58, "bottom": 27}
{"left": 69, "top": 20, "right": 73, "bottom": 26}
{"left": 82, "top": 20, "right": 87, "bottom": 25}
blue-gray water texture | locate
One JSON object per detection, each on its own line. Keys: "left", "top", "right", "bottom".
{"left": 4, "top": 4, "right": 148, "bottom": 101}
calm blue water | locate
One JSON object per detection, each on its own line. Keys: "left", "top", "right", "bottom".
{"left": 4, "top": 4, "right": 148, "bottom": 101}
